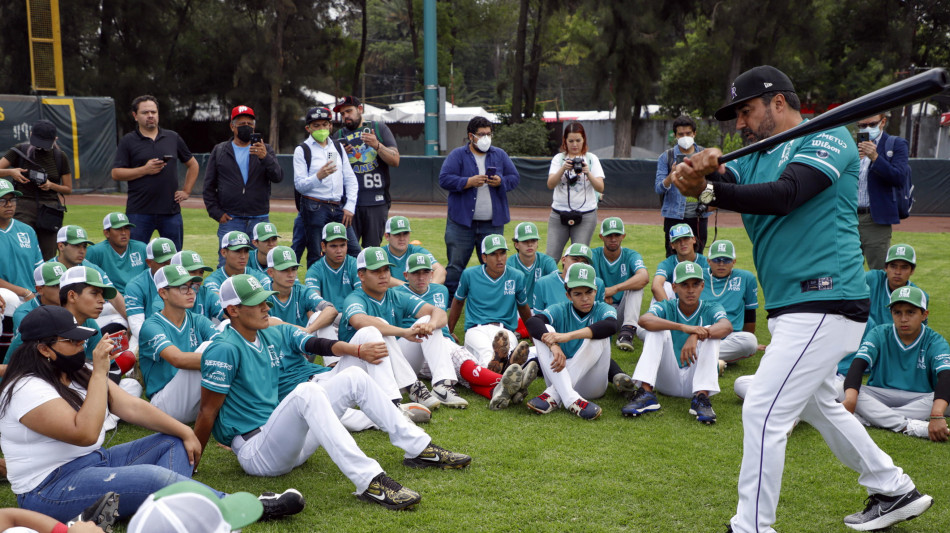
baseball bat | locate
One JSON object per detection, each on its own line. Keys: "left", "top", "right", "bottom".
{"left": 718, "top": 67, "right": 950, "bottom": 164}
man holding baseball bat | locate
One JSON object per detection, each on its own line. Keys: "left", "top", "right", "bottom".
{"left": 673, "top": 65, "right": 932, "bottom": 533}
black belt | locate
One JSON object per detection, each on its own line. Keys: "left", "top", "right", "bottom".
{"left": 856, "top": 207, "right": 871, "bottom": 214}
{"left": 303, "top": 195, "right": 341, "bottom": 206}
{"left": 241, "top": 428, "right": 262, "bottom": 440}
{"left": 477, "top": 322, "right": 503, "bottom": 328}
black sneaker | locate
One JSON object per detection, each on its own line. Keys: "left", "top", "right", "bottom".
{"left": 71, "top": 492, "right": 119, "bottom": 532}
{"left": 403, "top": 443, "right": 472, "bottom": 469}
{"left": 616, "top": 326, "right": 636, "bottom": 351}
{"left": 259, "top": 489, "right": 306, "bottom": 520}
{"left": 358, "top": 473, "right": 421, "bottom": 510}
{"left": 843, "top": 489, "right": 933, "bottom": 531}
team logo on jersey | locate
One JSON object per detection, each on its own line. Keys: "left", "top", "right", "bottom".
{"left": 816, "top": 150, "right": 829, "bottom": 159}
{"left": 728, "top": 277, "right": 742, "bottom": 291}
{"left": 504, "top": 279, "right": 515, "bottom": 295}
{"left": 189, "top": 327, "right": 199, "bottom": 348}
{"left": 205, "top": 359, "right": 232, "bottom": 370}
{"left": 207, "top": 370, "right": 227, "bottom": 382}
{"left": 17, "top": 232, "right": 31, "bottom": 248}
{"left": 342, "top": 273, "right": 351, "bottom": 285}
{"left": 145, "top": 333, "right": 168, "bottom": 350}
{"left": 130, "top": 252, "right": 143, "bottom": 267}
{"left": 779, "top": 142, "right": 793, "bottom": 167}
{"left": 433, "top": 293, "right": 445, "bottom": 307}
{"left": 266, "top": 344, "right": 281, "bottom": 367}
{"left": 620, "top": 264, "right": 627, "bottom": 277}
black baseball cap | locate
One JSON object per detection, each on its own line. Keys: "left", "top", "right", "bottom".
{"left": 20, "top": 306, "right": 97, "bottom": 342}
{"left": 305, "top": 106, "right": 332, "bottom": 124}
{"left": 30, "top": 120, "right": 57, "bottom": 150}
{"left": 333, "top": 95, "right": 361, "bottom": 113}
{"left": 715, "top": 66, "right": 796, "bottom": 121}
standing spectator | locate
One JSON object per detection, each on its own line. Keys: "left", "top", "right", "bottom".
{"left": 655, "top": 116, "right": 709, "bottom": 257}
{"left": 333, "top": 95, "right": 401, "bottom": 248}
{"left": 438, "top": 117, "right": 520, "bottom": 300}
{"left": 0, "top": 119, "right": 71, "bottom": 259}
{"left": 111, "top": 95, "right": 199, "bottom": 250}
{"left": 855, "top": 113, "right": 911, "bottom": 270}
{"left": 203, "top": 105, "right": 283, "bottom": 267}
{"left": 545, "top": 122, "right": 605, "bottom": 258}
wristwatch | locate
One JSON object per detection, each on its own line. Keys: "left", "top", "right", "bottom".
{"left": 699, "top": 182, "right": 715, "bottom": 205}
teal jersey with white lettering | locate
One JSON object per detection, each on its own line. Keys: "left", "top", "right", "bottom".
{"left": 304, "top": 256, "right": 362, "bottom": 311}
{"left": 506, "top": 252, "right": 558, "bottom": 304}
{"left": 855, "top": 324, "right": 950, "bottom": 393}
{"left": 701, "top": 268, "right": 758, "bottom": 332}
{"left": 655, "top": 254, "right": 709, "bottom": 281}
{"left": 456, "top": 265, "right": 528, "bottom": 331}
{"left": 532, "top": 271, "right": 605, "bottom": 314}
{"left": 85, "top": 240, "right": 148, "bottom": 294}
{"left": 11, "top": 297, "right": 41, "bottom": 332}
{"left": 268, "top": 281, "right": 324, "bottom": 327}
{"left": 539, "top": 301, "right": 617, "bottom": 358}
{"left": 125, "top": 269, "right": 161, "bottom": 317}
{"left": 396, "top": 283, "right": 451, "bottom": 336}
{"left": 339, "top": 287, "right": 426, "bottom": 342}
{"left": 837, "top": 318, "right": 877, "bottom": 376}
{"left": 865, "top": 270, "right": 927, "bottom": 327}
{"left": 385, "top": 244, "right": 439, "bottom": 282}
{"left": 194, "top": 284, "right": 225, "bottom": 322}
{"left": 204, "top": 266, "right": 271, "bottom": 295}
{"left": 139, "top": 310, "right": 218, "bottom": 399}
{"left": 0, "top": 220, "right": 43, "bottom": 290}
{"left": 646, "top": 299, "right": 728, "bottom": 368}
{"left": 6, "top": 317, "right": 102, "bottom": 364}
{"left": 273, "top": 324, "right": 331, "bottom": 401}
{"left": 591, "top": 247, "right": 647, "bottom": 305}
{"left": 724, "top": 123, "right": 866, "bottom": 308}
{"left": 247, "top": 254, "right": 269, "bottom": 276}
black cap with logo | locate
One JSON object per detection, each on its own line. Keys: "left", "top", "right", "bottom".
{"left": 715, "top": 66, "right": 796, "bottom": 121}
{"left": 30, "top": 120, "right": 57, "bottom": 150}
{"left": 305, "top": 106, "right": 332, "bottom": 124}
{"left": 20, "top": 306, "right": 97, "bottom": 342}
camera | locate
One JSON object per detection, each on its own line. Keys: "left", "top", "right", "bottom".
{"left": 28, "top": 170, "right": 48, "bottom": 186}
{"left": 572, "top": 156, "right": 585, "bottom": 174}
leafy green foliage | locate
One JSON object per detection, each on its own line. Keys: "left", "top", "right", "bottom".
{"left": 492, "top": 117, "right": 552, "bottom": 156}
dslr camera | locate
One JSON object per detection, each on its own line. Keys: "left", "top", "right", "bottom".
{"left": 28, "top": 170, "right": 48, "bottom": 186}
{"left": 568, "top": 156, "right": 585, "bottom": 186}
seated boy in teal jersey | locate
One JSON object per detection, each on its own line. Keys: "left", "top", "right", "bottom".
{"left": 265, "top": 246, "right": 337, "bottom": 338}
{"left": 382, "top": 216, "right": 446, "bottom": 286}
{"left": 249, "top": 221, "right": 281, "bottom": 274}
{"left": 532, "top": 243, "right": 605, "bottom": 314}
{"left": 85, "top": 212, "right": 148, "bottom": 294}
{"left": 506, "top": 222, "right": 558, "bottom": 312}
{"left": 304, "top": 222, "right": 361, "bottom": 323}
{"left": 125, "top": 237, "right": 177, "bottom": 341}
{"left": 170, "top": 250, "right": 225, "bottom": 324}
{"left": 591, "top": 217, "right": 648, "bottom": 350}
{"left": 203, "top": 231, "right": 272, "bottom": 295}
{"left": 651, "top": 223, "right": 709, "bottom": 302}
{"left": 701, "top": 240, "right": 760, "bottom": 364}
{"left": 11, "top": 262, "right": 66, "bottom": 332}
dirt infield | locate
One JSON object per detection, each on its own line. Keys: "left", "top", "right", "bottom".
{"left": 69, "top": 193, "right": 950, "bottom": 233}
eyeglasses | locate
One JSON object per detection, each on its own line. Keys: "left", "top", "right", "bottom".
{"left": 856, "top": 119, "right": 881, "bottom": 129}
{"left": 710, "top": 257, "right": 734, "bottom": 264}
{"left": 472, "top": 132, "right": 492, "bottom": 139}
{"left": 54, "top": 338, "right": 87, "bottom": 349}
{"left": 173, "top": 282, "right": 201, "bottom": 294}
{"left": 0, "top": 198, "right": 18, "bottom": 206}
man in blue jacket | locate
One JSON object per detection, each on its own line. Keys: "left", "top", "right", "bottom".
{"left": 855, "top": 112, "right": 910, "bottom": 270}
{"left": 655, "top": 115, "right": 709, "bottom": 258}
{"left": 438, "top": 116, "right": 520, "bottom": 300}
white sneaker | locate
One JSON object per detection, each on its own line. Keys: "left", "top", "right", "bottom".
{"left": 902, "top": 419, "right": 930, "bottom": 439}
{"left": 400, "top": 403, "right": 431, "bottom": 424}
{"left": 432, "top": 380, "right": 469, "bottom": 409}
{"left": 718, "top": 360, "right": 727, "bottom": 376}
{"left": 408, "top": 381, "right": 440, "bottom": 410}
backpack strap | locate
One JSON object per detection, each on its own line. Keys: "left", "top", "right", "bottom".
{"left": 666, "top": 148, "right": 675, "bottom": 175}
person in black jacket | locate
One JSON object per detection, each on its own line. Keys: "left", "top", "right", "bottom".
{"left": 202, "top": 105, "right": 283, "bottom": 267}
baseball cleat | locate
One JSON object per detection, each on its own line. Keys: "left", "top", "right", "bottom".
{"left": 612, "top": 372, "right": 637, "bottom": 398}
{"left": 616, "top": 326, "right": 636, "bottom": 351}
{"left": 511, "top": 359, "right": 539, "bottom": 405}
{"left": 901, "top": 419, "right": 930, "bottom": 439}
{"left": 408, "top": 380, "right": 440, "bottom": 410}
{"left": 488, "top": 331, "right": 510, "bottom": 373}
{"left": 400, "top": 402, "right": 431, "bottom": 424}
{"left": 568, "top": 398, "right": 602, "bottom": 420}
{"left": 489, "top": 364, "right": 523, "bottom": 410}
{"left": 259, "top": 489, "right": 306, "bottom": 520}
{"left": 527, "top": 392, "right": 558, "bottom": 414}
{"left": 508, "top": 340, "right": 530, "bottom": 369}
{"left": 843, "top": 489, "right": 933, "bottom": 531}
{"left": 403, "top": 443, "right": 472, "bottom": 469}
{"left": 689, "top": 393, "right": 717, "bottom": 424}
{"left": 72, "top": 491, "right": 119, "bottom": 532}
{"left": 358, "top": 473, "right": 421, "bottom": 510}
{"left": 432, "top": 380, "right": 468, "bottom": 409}
{"left": 621, "top": 387, "right": 660, "bottom": 417}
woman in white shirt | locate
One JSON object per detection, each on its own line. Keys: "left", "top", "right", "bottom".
{"left": 546, "top": 122, "right": 605, "bottom": 258}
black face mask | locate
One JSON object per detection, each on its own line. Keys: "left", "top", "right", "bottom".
{"left": 48, "top": 345, "right": 87, "bottom": 375}
{"left": 236, "top": 125, "right": 253, "bottom": 143}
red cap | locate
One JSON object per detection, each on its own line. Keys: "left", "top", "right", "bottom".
{"left": 230, "top": 105, "right": 255, "bottom": 121}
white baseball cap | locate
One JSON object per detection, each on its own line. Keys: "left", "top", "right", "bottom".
{"left": 127, "top": 481, "right": 262, "bottom": 533}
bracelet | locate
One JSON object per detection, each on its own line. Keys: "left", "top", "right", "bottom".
{"left": 929, "top": 415, "right": 946, "bottom": 420}
{"left": 357, "top": 344, "right": 362, "bottom": 360}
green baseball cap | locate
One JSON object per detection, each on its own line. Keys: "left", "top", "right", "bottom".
{"left": 481, "top": 234, "right": 509, "bottom": 254}
{"left": 673, "top": 261, "right": 704, "bottom": 283}
{"left": 146, "top": 238, "right": 178, "bottom": 263}
{"left": 888, "top": 285, "right": 927, "bottom": 310}
{"left": 171, "top": 250, "right": 212, "bottom": 273}
{"left": 102, "top": 212, "right": 135, "bottom": 230}
{"left": 669, "top": 223, "right": 694, "bottom": 243}
{"left": 564, "top": 243, "right": 592, "bottom": 262}
{"left": 565, "top": 263, "right": 597, "bottom": 290}
{"left": 34, "top": 262, "right": 66, "bottom": 287}
{"left": 219, "top": 274, "right": 277, "bottom": 308}
{"left": 267, "top": 246, "right": 300, "bottom": 270}
{"left": 127, "top": 481, "right": 263, "bottom": 533}
{"left": 513, "top": 222, "right": 540, "bottom": 242}
{"left": 60, "top": 265, "right": 118, "bottom": 299}
{"left": 405, "top": 253, "right": 434, "bottom": 273}
{"left": 252, "top": 222, "right": 280, "bottom": 242}
{"left": 322, "top": 222, "right": 348, "bottom": 242}
{"left": 385, "top": 216, "right": 412, "bottom": 235}
{"left": 357, "top": 247, "right": 395, "bottom": 270}
{"left": 154, "top": 265, "right": 203, "bottom": 290}
{"left": 885, "top": 244, "right": 916, "bottom": 266}
{"left": 221, "top": 231, "right": 252, "bottom": 250}
{"left": 57, "top": 225, "right": 94, "bottom": 245}
{"left": 0, "top": 180, "right": 23, "bottom": 198}
{"left": 600, "top": 217, "right": 625, "bottom": 236}
{"left": 708, "top": 240, "right": 736, "bottom": 260}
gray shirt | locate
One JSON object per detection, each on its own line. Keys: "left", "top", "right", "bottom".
{"left": 472, "top": 152, "right": 492, "bottom": 221}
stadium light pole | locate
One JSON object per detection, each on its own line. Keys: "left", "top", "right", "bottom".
{"left": 424, "top": 0, "right": 438, "bottom": 155}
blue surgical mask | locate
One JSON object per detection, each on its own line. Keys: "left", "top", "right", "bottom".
{"left": 859, "top": 126, "right": 881, "bottom": 141}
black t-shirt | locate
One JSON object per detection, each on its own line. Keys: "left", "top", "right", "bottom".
{"left": 334, "top": 121, "right": 397, "bottom": 206}
{"left": 113, "top": 127, "right": 193, "bottom": 215}
{"left": 3, "top": 144, "right": 70, "bottom": 203}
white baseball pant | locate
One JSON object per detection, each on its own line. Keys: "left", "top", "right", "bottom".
{"left": 395, "top": 316, "right": 458, "bottom": 384}
{"left": 308, "top": 309, "right": 340, "bottom": 364}
{"left": 331, "top": 326, "right": 416, "bottom": 401}
{"left": 150, "top": 369, "right": 202, "bottom": 423}
{"left": 632, "top": 330, "right": 720, "bottom": 397}
{"left": 463, "top": 324, "right": 517, "bottom": 367}
{"left": 613, "top": 289, "right": 644, "bottom": 328}
{"left": 835, "top": 382, "right": 948, "bottom": 433}
{"left": 719, "top": 332, "right": 758, "bottom": 362}
{"left": 533, "top": 325, "right": 611, "bottom": 407}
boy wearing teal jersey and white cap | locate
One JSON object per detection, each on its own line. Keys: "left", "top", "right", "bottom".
{"left": 866, "top": 243, "right": 928, "bottom": 328}
{"left": 506, "top": 221, "right": 558, "bottom": 304}
{"left": 0, "top": 179, "right": 42, "bottom": 307}
{"left": 701, "top": 239, "right": 761, "bottom": 365}
{"left": 532, "top": 243, "right": 606, "bottom": 314}
{"left": 591, "top": 217, "right": 649, "bottom": 350}
{"left": 203, "top": 231, "right": 272, "bottom": 295}
{"left": 125, "top": 237, "right": 178, "bottom": 339}
{"left": 841, "top": 286, "right": 950, "bottom": 441}
{"left": 11, "top": 262, "right": 66, "bottom": 332}
{"left": 266, "top": 246, "right": 337, "bottom": 337}
{"left": 624, "top": 261, "right": 731, "bottom": 423}
{"left": 382, "top": 216, "right": 445, "bottom": 285}
{"left": 651, "top": 223, "right": 709, "bottom": 302}
{"left": 86, "top": 212, "right": 148, "bottom": 294}
{"left": 171, "top": 250, "right": 224, "bottom": 323}
{"left": 249, "top": 221, "right": 281, "bottom": 274}
{"left": 53, "top": 225, "right": 128, "bottom": 325}
{"left": 304, "top": 222, "right": 362, "bottom": 313}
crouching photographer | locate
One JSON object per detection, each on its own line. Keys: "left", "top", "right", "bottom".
{"left": 546, "top": 121, "right": 605, "bottom": 258}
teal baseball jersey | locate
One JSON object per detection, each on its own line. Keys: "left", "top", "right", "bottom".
{"left": 701, "top": 268, "right": 759, "bottom": 332}
{"left": 139, "top": 310, "right": 218, "bottom": 399}
{"left": 395, "top": 283, "right": 451, "bottom": 337}
{"left": 339, "top": 287, "right": 426, "bottom": 342}
{"left": 591, "top": 247, "right": 647, "bottom": 305}
{"left": 5, "top": 317, "right": 102, "bottom": 365}
{"left": 384, "top": 244, "right": 439, "bottom": 282}
{"left": 304, "top": 255, "right": 362, "bottom": 311}
{"left": 194, "top": 284, "right": 225, "bottom": 322}
{"left": 125, "top": 269, "right": 161, "bottom": 317}
{"left": 506, "top": 252, "right": 558, "bottom": 303}
{"left": 723, "top": 123, "right": 867, "bottom": 309}
{"left": 455, "top": 265, "right": 528, "bottom": 331}
{"left": 0, "top": 220, "right": 43, "bottom": 291}
{"left": 655, "top": 254, "right": 709, "bottom": 281}
{"left": 85, "top": 240, "right": 148, "bottom": 294}
{"left": 865, "top": 270, "right": 927, "bottom": 327}
{"left": 532, "top": 270, "right": 605, "bottom": 314}
{"left": 646, "top": 299, "right": 729, "bottom": 368}
{"left": 246, "top": 254, "right": 269, "bottom": 276}
{"left": 273, "top": 325, "right": 331, "bottom": 401}
{"left": 11, "top": 297, "right": 41, "bottom": 332}
{"left": 855, "top": 324, "right": 950, "bottom": 393}
{"left": 204, "top": 266, "right": 271, "bottom": 294}
{"left": 539, "top": 301, "right": 617, "bottom": 358}
{"left": 837, "top": 318, "right": 877, "bottom": 375}
{"left": 268, "top": 282, "right": 324, "bottom": 327}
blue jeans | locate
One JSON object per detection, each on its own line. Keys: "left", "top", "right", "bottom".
{"left": 291, "top": 200, "right": 361, "bottom": 268}
{"left": 17, "top": 433, "right": 221, "bottom": 521}
{"left": 216, "top": 215, "right": 269, "bottom": 267}
{"left": 127, "top": 213, "right": 184, "bottom": 250}
{"left": 443, "top": 218, "right": 503, "bottom": 299}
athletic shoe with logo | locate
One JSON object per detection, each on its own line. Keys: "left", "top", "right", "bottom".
{"left": 527, "top": 392, "right": 558, "bottom": 414}
{"left": 71, "top": 492, "right": 119, "bottom": 532}
{"left": 432, "top": 380, "right": 468, "bottom": 409}
{"left": 621, "top": 387, "right": 660, "bottom": 417}
{"left": 843, "top": 489, "right": 933, "bottom": 531}
{"left": 511, "top": 359, "right": 539, "bottom": 405}
{"left": 403, "top": 443, "right": 472, "bottom": 469}
{"left": 488, "top": 330, "right": 511, "bottom": 373}
{"left": 901, "top": 419, "right": 930, "bottom": 439}
{"left": 408, "top": 380, "right": 440, "bottom": 410}
{"left": 689, "top": 392, "right": 717, "bottom": 424}
{"left": 568, "top": 398, "right": 602, "bottom": 420}
{"left": 259, "top": 489, "right": 306, "bottom": 520}
{"left": 508, "top": 340, "right": 530, "bottom": 368}
{"left": 489, "top": 364, "right": 523, "bottom": 410}
{"left": 358, "top": 473, "right": 421, "bottom": 510}
{"left": 400, "top": 402, "right": 431, "bottom": 424}
{"left": 616, "top": 326, "right": 636, "bottom": 351}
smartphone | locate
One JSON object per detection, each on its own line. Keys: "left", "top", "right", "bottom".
{"left": 486, "top": 166, "right": 497, "bottom": 177}
{"left": 327, "top": 150, "right": 337, "bottom": 168}
{"left": 162, "top": 155, "right": 174, "bottom": 163}
{"left": 675, "top": 154, "right": 686, "bottom": 164}
{"left": 250, "top": 133, "right": 263, "bottom": 144}
{"left": 857, "top": 132, "right": 870, "bottom": 144}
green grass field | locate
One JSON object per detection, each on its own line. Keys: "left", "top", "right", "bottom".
{"left": 3, "top": 205, "right": 948, "bottom": 532}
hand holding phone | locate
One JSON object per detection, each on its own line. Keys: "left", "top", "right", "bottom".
{"left": 486, "top": 166, "right": 497, "bottom": 177}
{"left": 250, "top": 133, "right": 263, "bottom": 144}
{"left": 857, "top": 132, "right": 870, "bottom": 144}
{"left": 162, "top": 155, "right": 174, "bottom": 164}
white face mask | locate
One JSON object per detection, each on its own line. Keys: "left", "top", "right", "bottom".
{"left": 474, "top": 134, "right": 492, "bottom": 152}
{"left": 677, "top": 135, "right": 695, "bottom": 150}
